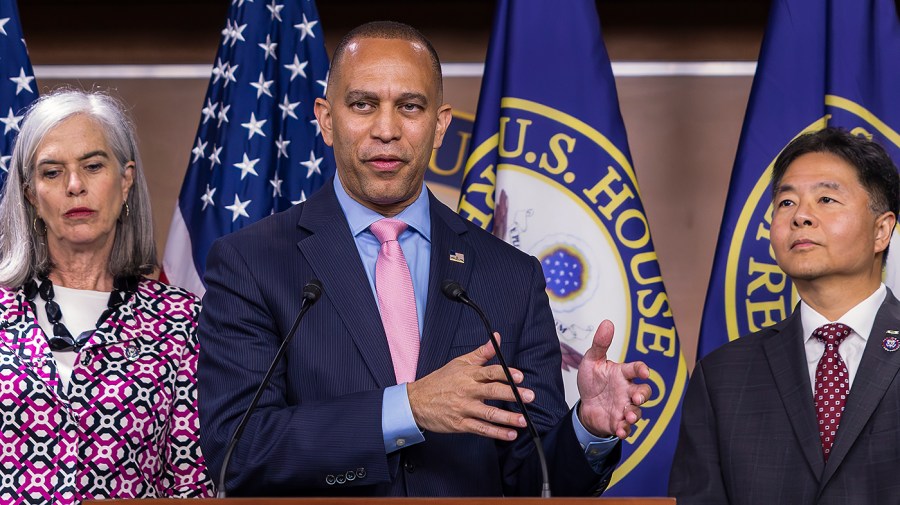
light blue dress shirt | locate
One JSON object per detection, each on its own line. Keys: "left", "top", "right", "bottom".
{"left": 333, "top": 177, "right": 615, "bottom": 469}
{"left": 334, "top": 177, "right": 429, "bottom": 453}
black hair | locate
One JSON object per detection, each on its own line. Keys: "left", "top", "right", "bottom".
{"left": 772, "top": 127, "right": 900, "bottom": 263}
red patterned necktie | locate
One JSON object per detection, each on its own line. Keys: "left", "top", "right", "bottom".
{"left": 813, "top": 322, "right": 852, "bottom": 461}
{"left": 370, "top": 218, "right": 419, "bottom": 384}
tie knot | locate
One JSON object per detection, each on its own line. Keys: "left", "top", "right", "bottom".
{"left": 370, "top": 218, "right": 408, "bottom": 244}
{"left": 814, "top": 323, "right": 852, "bottom": 347}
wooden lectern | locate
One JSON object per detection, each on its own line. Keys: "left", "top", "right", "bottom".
{"left": 87, "top": 498, "right": 674, "bottom": 504}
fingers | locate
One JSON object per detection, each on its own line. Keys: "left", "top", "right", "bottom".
{"left": 460, "top": 418, "right": 519, "bottom": 441}
{"left": 418, "top": 386, "right": 531, "bottom": 440}
{"left": 475, "top": 363, "right": 524, "bottom": 384}
{"left": 614, "top": 404, "right": 644, "bottom": 439}
{"left": 624, "top": 403, "right": 642, "bottom": 425}
{"left": 606, "top": 395, "right": 645, "bottom": 439}
{"left": 470, "top": 365, "right": 533, "bottom": 402}
{"left": 620, "top": 360, "right": 651, "bottom": 381}
{"left": 409, "top": 336, "right": 537, "bottom": 441}
{"left": 481, "top": 382, "right": 534, "bottom": 403}
{"left": 458, "top": 380, "right": 535, "bottom": 438}
{"left": 477, "top": 402, "right": 527, "bottom": 429}
{"left": 490, "top": 331, "right": 502, "bottom": 352}
{"left": 453, "top": 398, "right": 528, "bottom": 439}
{"left": 461, "top": 333, "right": 502, "bottom": 366}
{"left": 588, "top": 319, "right": 615, "bottom": 359}
{"left": 631, "top": 383, "right": 652, "bottom": 405}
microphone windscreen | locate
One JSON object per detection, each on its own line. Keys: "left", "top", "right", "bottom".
{"left": 441, "top": 279, "right": 465, "bottom": 301}
{"left": 303, "top": 279, "right": 323, "bottom": 301}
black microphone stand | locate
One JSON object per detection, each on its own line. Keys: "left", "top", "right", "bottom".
{"left": 216, "top": 279, "right": 323, "bottom": 498}
{"left": 442, "top": 279, "right": 552, "bottom": 498}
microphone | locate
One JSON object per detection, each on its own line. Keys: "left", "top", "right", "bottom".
{"left": 216, "top": 279, "right": 323, "bottom": 498}
{"left": 441, "top": 279, "right": 552, "bottom": 498}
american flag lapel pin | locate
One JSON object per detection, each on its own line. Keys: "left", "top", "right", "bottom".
{"left": 449, "top": 250, "right": 465, "bottom": 264}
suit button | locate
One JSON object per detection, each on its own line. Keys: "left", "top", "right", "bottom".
{"left": 336, "top": 474, "right": 346, "bottom": 484}
{"left": 325, "top": 475, "right": 336, "bottom": 485}
{"left": 404, "top": 461, "right": 415, "bottom": 473}
{"left": 345, "top": 470, "right": 356, "bottom": 481}
{"left": 356, "top": 468, "right": 366, "bottom": 479}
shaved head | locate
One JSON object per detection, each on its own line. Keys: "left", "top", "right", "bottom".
{"left": 328, "top": 21, "right": 443, "bottom": 102}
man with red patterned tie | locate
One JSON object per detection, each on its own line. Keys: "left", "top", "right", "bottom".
{"left": 670, "top": 127, "right": 900, "bottom": 504}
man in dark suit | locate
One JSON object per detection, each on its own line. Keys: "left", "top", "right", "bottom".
{"left": 198, "top": 21, "right": 650, "bottom": 497}
{"left": 669, "top": 127, "right": 900, "bottom": 504}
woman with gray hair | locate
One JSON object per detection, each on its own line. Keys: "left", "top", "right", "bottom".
{"left": 0, "top": 89, "right": 214, "bottom": 503}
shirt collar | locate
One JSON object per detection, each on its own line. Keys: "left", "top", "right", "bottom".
{"left": 333, "top": 175, "right": 432, "bottom": 241}
{"left": 800, "top": 283, "right": 887, "bottom": 343}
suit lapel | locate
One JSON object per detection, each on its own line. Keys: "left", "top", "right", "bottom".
{"left": 296, "top": 184, "right": 397, "bottom": 389}
{"left": 820, "top": 291, "right": 900, "bottom": 486}
{"left": 416, "top": 194, "right": 473, "bottom": 377}
{"left": 763, "top": 310, "right": 826, "bottom": 479}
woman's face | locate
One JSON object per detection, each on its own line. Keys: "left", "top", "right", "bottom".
{"left": 26, "top": 114, "right": 134, "bottom": 258}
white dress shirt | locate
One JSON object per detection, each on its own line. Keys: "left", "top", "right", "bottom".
{"left": 800, "top": 283, "right": 886, "bottom": 392}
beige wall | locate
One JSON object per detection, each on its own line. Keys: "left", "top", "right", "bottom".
{"left": 20, "top": 0, "right": 769, "bottom": 367}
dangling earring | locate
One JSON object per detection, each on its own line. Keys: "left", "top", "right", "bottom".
{"left": 33, "top": 217, "right": 45, "bottom": 246}
{"left": 119, "top": 202, "right": 130, "bottom": 222}
{"left": 125, "top": 202, "right": 130, "bottom": 217}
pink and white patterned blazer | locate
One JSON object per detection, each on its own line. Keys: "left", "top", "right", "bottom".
{"left": 0, "top": 278, "right": 214, "bottom": 504}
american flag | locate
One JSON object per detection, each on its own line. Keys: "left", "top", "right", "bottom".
{"left": 0, "top": 0, "right": 37, "bottom": 192}
{"left": 162, "top": 0, "right": 334, "bottom": 296}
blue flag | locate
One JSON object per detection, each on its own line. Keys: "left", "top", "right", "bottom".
{"left": 0, "top": 0, "right": 37, "bottom": 192}
{"left": 162, "top": 0, "right": 334, "bottom": 295}
{"left": 458, "top": 0, "right": 686, "bottom": 496}
{"left": 697, "top": 0, "right": 900, "bottom": 359}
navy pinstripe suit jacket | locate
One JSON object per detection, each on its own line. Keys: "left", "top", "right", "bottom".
{"left": 197, "top": 181, "right": 618, "bottom": 497}
{"left": 669, "top": 292, "right": 900, "bottom": 504}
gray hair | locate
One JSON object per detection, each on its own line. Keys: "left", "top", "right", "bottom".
{"left": 0, "top": 89, "right": 157, "bottom": 288}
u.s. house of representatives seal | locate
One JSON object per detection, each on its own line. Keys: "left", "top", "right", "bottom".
{"left": 460, "top": 97, "right": 687, "bottom": 487}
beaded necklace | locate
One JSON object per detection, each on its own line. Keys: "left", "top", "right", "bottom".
{"left": 23, "top": 274, "right": 138, "bottom": 351}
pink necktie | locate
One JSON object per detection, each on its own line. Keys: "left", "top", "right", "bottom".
{"left": 370, "top": 218, "right": 420, "bottom": 384}
{"left": 813, "top": 322, "right": 851, "bottom": 461}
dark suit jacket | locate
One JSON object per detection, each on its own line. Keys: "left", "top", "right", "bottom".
{"left": 669, "top": 292, "right": 900, "bottom": 504}
{"left": 197, "top": 181, "right": 618, "bottom": 497}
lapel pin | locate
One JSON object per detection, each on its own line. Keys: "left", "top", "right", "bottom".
{"left": 449, "top": 250, "right": 465, "bottom": 264}
{"left": 882, "top": 330, "right": 900, "bottom": 352}
{"left": 125, "top": 344, "right": 140, "bottom": 360}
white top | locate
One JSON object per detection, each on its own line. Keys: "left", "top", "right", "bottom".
{"left": 34, "top": 283, "right": 109, "bottom": 390}
{"left": 800, "top": 283, "right": 886, "bottom": 392}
